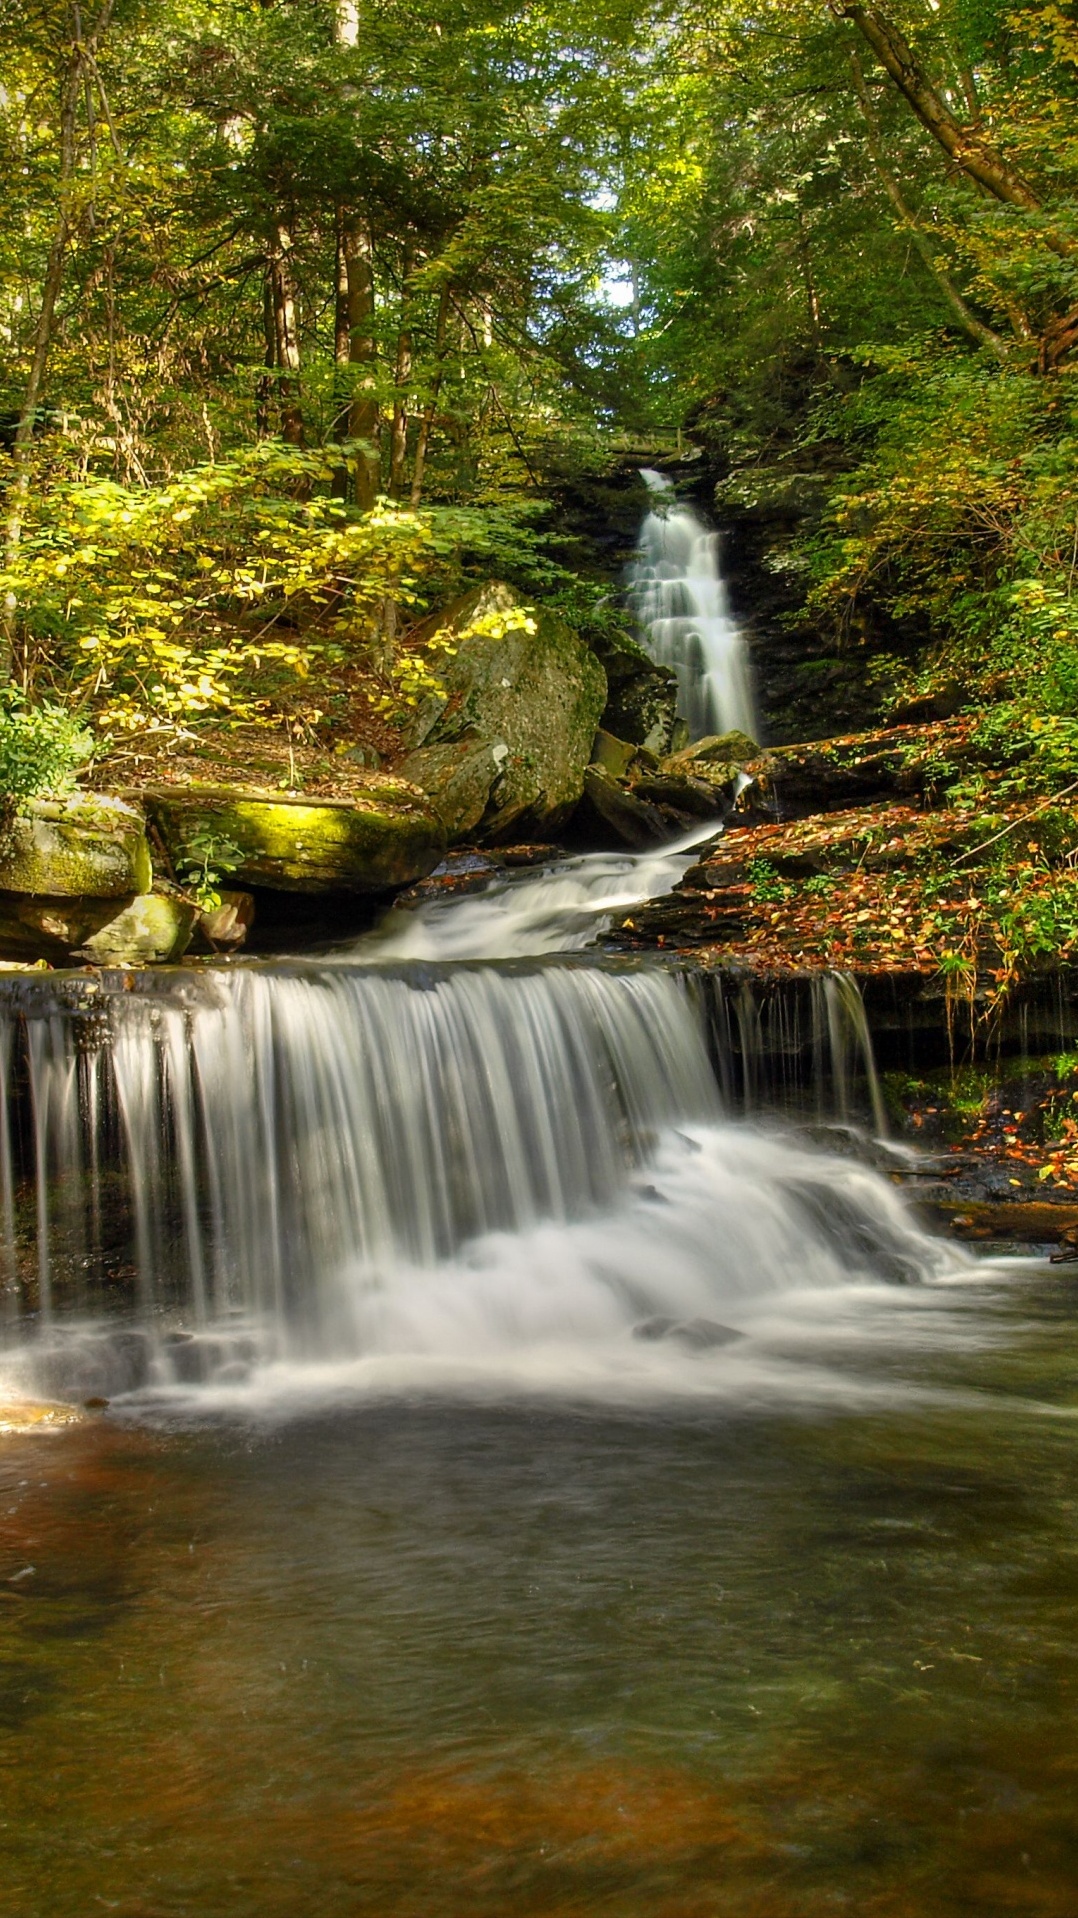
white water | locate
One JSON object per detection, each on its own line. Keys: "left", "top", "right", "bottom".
{"left": 0, "top": 820, "right": 966, "bottom": 1411}
{"left": 629, "top": 468, "right": 756, "bottom": 741}
{"left": 359, "top": 817, "right": 720, "bottom": 961}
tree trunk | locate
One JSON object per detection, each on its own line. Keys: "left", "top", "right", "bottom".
{"left": 256, "top": 264, "right": 275, "bottom": 437}
{"left": 389, "top": 247, "right": 414, "bottom": 498}
{"left": 409, "top": 282, "right": 451, "bottom": 507}
{"left": 849, "top": 51, "right": 1007, "bottom": 358}
{"left": 269, "top": 225, "right": 304, "bottom": 446}
{"left": 338, "top": 216, "right": 380, "bottom": 509}
{"left": 834, "top": 3, "right": 1077, "bottom": 258}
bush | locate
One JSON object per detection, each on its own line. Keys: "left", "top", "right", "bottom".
{"left": 0, "top": 699, "right": 94, "bottom": 807}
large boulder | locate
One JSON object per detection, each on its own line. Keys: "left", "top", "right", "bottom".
{"left": 406, "top": 583, "right": 607, "bottom": 842}
{"left": 0, "top": 795, "right": 151, "bottom": 898}
{"left": 146, "top": 779, "right": 445, "bottom": 894}
{"left": 396, "top": 737, "right": 504, "bottom": 842}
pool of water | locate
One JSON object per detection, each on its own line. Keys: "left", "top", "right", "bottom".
{"left": 2, "top": 1261, "right": 1077, "bottom": 1917}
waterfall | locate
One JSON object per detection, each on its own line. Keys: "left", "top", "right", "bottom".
{"left": 629, "top": 469, "right": 756, "bottom": 742}
{"left": 0, "top": 944, "right": 953, "bottom": 1403}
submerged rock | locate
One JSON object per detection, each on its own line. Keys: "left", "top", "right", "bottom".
{"left": 632, "top": 1316, "right": 745, "bottom": 1349}
{"left": 406, "top": 582, "right": 607, "bottom": 842}
{"left": 146, "top": 780, "right": 445, "bottom": 894}
{"left": 0, "top": 794, "right": 151, "bottom": 898}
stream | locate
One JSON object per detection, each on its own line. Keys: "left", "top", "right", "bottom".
{"left": 1, "top": 844, "right": 1077, "bottom": 1914}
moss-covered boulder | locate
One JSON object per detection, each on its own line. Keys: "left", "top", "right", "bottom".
{"left": 588, "top": 627, "right": 679, "bottom": 754}
{"left": 407, "top": 583, "right": 607, "bottom": 843}
{"left": 146, "top": 778, "right": 445, "bottom": 894}
{"left": 0, "top": 795, "right": 151, "bottom": 898}
{"left": 396, "top": 737, "right": 502, "bottom": 842}
{"left": 74, "top": 893, "right": 196, "bottom": 965}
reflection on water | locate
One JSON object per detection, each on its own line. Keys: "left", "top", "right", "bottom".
{"left": 3, "top": 1266, "right": 1078, "bottom": 1916}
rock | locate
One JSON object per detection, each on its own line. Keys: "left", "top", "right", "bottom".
{"left": 0, "top": 794, "right": 151, "bottom": 898}
{"left": 590, "top": 729, "right": 639, "bottom": 780}
{"left": 74, "top": 892, "right": 196, "bottom": 965}
{"left": 406, "top": 582, "right": 607, "bottom": 841}
{"left": 665, "top": 730, "right": 760, "bottom": 770}
{"left": 145, "top": 780, "right": 445, "bottom": 894}
{"left": 631, "top": 770, "right": 727, "bottom": 819}
{"left": 397, "top": 736, "right": 502, "bottom": 841}
{"left": 0, "top": 895, "right": 119, "bottom": 963}
{"left": 195, "top": 889, "right": 255, "bottom": 952}
{"left": 577, "top": 766, "right": 671, "bottom": 849}
{"left": 632, "top": 1316, "right": 744, "bottom": 1349}
{"left": 588, "top": 626, "right": 679, "bottom": 753}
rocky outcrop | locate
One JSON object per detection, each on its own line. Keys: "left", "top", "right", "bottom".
{"left": 404, "top": 583, "right": 607, "bottom": 842}
{"left": 0, "top": 795, "right": 151, "bottom": 897}
{"left": 587, "top": 626, "right": 678, "bottom": 754}
{"left": 146, "top": 780, "right": 445, "bottom": 894}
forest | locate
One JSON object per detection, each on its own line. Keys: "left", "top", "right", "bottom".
{"left": 4, "top": 1, "right": 1078, "bottom": 1005}
{"left": 7, "top": 10, "right": 1078, "bottom": 1914}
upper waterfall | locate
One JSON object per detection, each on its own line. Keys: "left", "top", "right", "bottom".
{"left": 629, "top": 469, "right": 757, "bottom": 742}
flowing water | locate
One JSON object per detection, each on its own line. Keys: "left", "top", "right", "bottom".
{"left": 628, "top": 470, "right": 757, "bottom": 741}
{"left": 1, "top": 850, "right": 1076, "bottom": 1913}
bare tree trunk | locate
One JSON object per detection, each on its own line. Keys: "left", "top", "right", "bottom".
{"left": 269, "top": 226, "right": 304, "bottom": 446}
{"left": 409, "top": 282, "right": 451, "bottom": 507}
{"left": 339, "top": 216, "right": 379, "bottom": 508}
{"left": 849, "top": 51, "right": 1007, "bottom": 357}
{"left": 256, "top": 264, "right": 275, "bottom": 437}
{"left": 389, "top": 247, "right": 414, "bottom": 497}
{"left": 833, "top": 3, "right": 1077, "bottom": 259}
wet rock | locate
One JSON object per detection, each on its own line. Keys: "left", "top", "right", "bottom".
{"left": 406, "top": 582, "right": 607, "bottom": 842}
{"left": 397, "top": 736, "right": 503, "bottom": 841}
{"left": 74, "top": 891, "right": 196, "bottom": 965}
{"left": 589, "top": 626, "right": 679, "bottom": 753}
{"left": 146, "top": 779, "right": 445, "bottom": 894}
{"left": 633, "top": 1316, "right": 744, "bottom": 1349}
{"left": 394, "top": 851, "right": 500, "bottom": 908}
{"left": 632, "top": 770, "right": 726, "bottom": 820}
{"left": 0, "top": 794, "right": 151, "bottom": 898}
{"left": 576, "top": 766, "right": 671, "bottom": 850}
{"left": 664, "top": 730, "right": 760, "bottom": 770}
{"left": 590, "top": 729, "right": 639, "bottom": 780}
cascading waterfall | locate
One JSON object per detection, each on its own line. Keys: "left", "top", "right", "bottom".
{"left": 0, "top": 912, "right": 955, "bottom": 1403}
{"left": 629, "top": 468, "right": 756, "bottom": 741}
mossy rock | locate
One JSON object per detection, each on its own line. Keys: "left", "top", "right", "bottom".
{"left": 396, "top": 737, "right": 502, "bottom": 842}
{"left": 74, "top": 893, "right": 196, "bottom": 965}
{"left": 0, "top": 795, "right": 151, "bottom": 898}
{"left": 146, "top": 779, "right": 445, "bottom": 894}
{"left": 0, "top": 888, "right": 193, "bottom": 965}
{"left": 408, "top": 583, "right": 607, "bottom": 842}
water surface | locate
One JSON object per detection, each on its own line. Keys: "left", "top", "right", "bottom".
{"left": 3, "top": 1263, "right": 1077, "bottom": 1917}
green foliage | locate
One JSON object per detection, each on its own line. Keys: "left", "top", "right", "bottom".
{"left": 746, "top": 856, "right": 792, "bottom": 902}
{"left": 0, "top": 696, "right": 93, "bottom": 806}
{"left": 175, "top": 826, "right": 244, "bottom": 913}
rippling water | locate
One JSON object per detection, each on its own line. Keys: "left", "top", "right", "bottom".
{"left": 3, "top": 1264, "right": 1078, "bottom": 1916}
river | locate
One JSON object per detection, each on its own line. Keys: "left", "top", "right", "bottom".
{"left": 1, "top": 844, "right": 1076, "bottom": 1914}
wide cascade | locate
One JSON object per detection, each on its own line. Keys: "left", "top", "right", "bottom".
{"left": 0, "top": 833, "right": 957, "bottom": 1403}
{"left": 629, "top": 468, "right": 756, "bottom": 740}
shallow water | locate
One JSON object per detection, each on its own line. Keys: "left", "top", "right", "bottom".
{"left": 3, "top": 1264, "right": 1078, "bottom": 1917}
